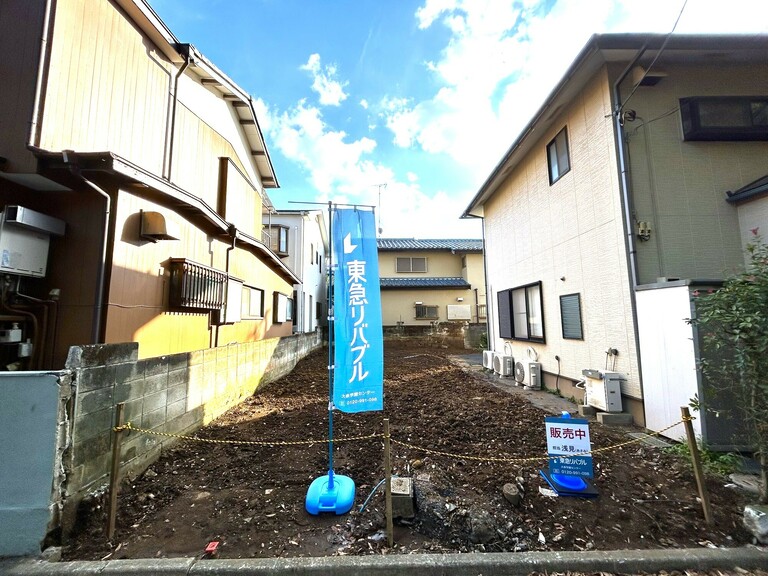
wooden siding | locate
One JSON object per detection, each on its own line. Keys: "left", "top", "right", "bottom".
{"left": 41, "top": 0, "right": 171, "bottom": 174}
{"left": 218, "top": 158, "right": 263, "bottom": 235}
{"left": 0, "top": 0, "right": 46, "bottom": 173}
{"left": 107, "top": 191, "right": 292, "bottom": 358}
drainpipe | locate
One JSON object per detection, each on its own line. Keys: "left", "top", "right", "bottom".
{"left": 216, "top": 224, "right": 238, "bottom": 348}
{"left": 63, "top": 150, "right": 111, "bottom": 344}
{"left": 165, "top": 51, "right": 191, "bottom": 180}
{"left": 612, "top": 44, "right": 649, "bottom": 422}
{"left": 613, "top": 44, "right": 649, "bottom": 289}
{"left": 28, "top": 0, "right": 56, "bottom": 149}
{"left": 480, "top": 217, "right": 492, "bottom": 349}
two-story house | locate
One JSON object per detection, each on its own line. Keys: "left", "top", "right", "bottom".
{"left": 0, "top": 0, "right": 315, "bottom": 555}
{"left": 464, "top": 34, "right": 768, "bottom": 444}
{"left": 377, "top": 238, "right": 486, "bottom": 330}
{"left": 263, "top": 209, "right": 328, "bottom": 334}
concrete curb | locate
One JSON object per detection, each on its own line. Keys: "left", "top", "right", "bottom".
{"left": 2, "top": 547, "right": 766, "bottom": 575}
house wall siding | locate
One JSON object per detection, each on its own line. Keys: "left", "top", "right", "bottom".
{"left": 484, "top": 68, "right": 642, "bottom": 400}
{"left": 624, "top": 62, "right": 768, "bottom": 283}
{"left": 107, "top": 191, "right": 293, "bottom": 357}
{"left": 378, "top": 251, "right": 465, "bottom": 277}
{"left": 736, "top": 198, "right": 768, "bottom": 265}
{"left": 41, "top": 0, "right": 171, "bottom": 174}
{"left": 380, "top": 288, "right": 475, "bottom": 326}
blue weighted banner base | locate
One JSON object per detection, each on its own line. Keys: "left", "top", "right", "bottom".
{"left": 305, "top": 472, "right": 356, "bottom": 515}
{"left": 539, "top": 468, "right": 599, "bottom": 498}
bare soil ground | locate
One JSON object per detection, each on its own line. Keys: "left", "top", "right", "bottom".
{"left": 64, "top": 340, "right": 761, "bottom": 573}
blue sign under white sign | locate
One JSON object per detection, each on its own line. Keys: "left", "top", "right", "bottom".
{"left": 544, "top": 416, "right": 594, "bottom": 478}
{"left": 331, "top": 208, "right": 383, "bottom": 413}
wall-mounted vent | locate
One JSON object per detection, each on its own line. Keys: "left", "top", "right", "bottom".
{"left": 168, "top": 258, "right": 226, "bottom": 311}
{"left": 140, "top": 210, "right": 180, "bottom": 242}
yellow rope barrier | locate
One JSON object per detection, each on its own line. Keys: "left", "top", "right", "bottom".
{"left": 115, "top": 416, "right": 694, "bottom": 464}
{"left": 114, "top": 422, "right": 382, "bottom": 446}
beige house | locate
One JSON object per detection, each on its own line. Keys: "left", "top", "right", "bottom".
{"left": 377, "top": 238, "right": 486, "bottom": 327}
{"left": 0, "top": 0, "right": 301, "bottom": 366}
{"left": 464, "top": 33, "right": 768, "bottom": 443}
{"left": 0, "top": 0, "right": 316, "bottom": 554}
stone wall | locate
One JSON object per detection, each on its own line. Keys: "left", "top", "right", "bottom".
{"left": 61, "top": 330, "right": 321, "bottom": 536}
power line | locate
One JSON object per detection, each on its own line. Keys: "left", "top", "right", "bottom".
{"left": 621, "top": 0, "right": 689, "bottom": 112}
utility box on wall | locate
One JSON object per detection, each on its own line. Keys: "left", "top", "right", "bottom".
{"left": 583, "top": 369, "right": 623, "bottom": 412}
{"left": 0, "top": 206, "right": 65, "bottom": 278}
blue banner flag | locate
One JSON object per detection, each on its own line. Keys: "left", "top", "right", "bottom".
{"left": 331, "top": 208, "right": 383, "bottom": 413}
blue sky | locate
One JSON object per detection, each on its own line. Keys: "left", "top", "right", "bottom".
{"left": 150, "top": 0, "right": 768, "bottom": 239}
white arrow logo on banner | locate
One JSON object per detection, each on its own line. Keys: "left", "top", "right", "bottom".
{"left": 343, "top": 233, "right": 358, "bottom": 254}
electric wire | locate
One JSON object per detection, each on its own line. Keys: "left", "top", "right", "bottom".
{"left": 620, "top": 0, "right": 689, "bottom": 113}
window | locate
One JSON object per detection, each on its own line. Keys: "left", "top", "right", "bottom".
{"left": 547, "top": 127, "right": 570, "bottom": 184}
{"left": 241, "top": 285, "right": 264, "bottom": 319}
{"left": 680, "top": 96, "right": 768, "bottom": 141}
{"left": 497, "top": 281, "right": 544, "bottom": 342}
{"left": 267, "top": 225, "right": 289, "bottom": 255}
{"left": 396, "top": 257, "right": 427, "bottom": 273}
{"left": 273, "top": 292, "right": 291, "bottom": 323}
{"left": 560, "top": 293, "right": 583, "bottom": 340}
{"left": 415, "top": 304, "right": 439, "bottom": 319}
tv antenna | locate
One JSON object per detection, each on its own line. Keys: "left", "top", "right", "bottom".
{"left": 374, "top": 183, "right": 387, "bottom": 235}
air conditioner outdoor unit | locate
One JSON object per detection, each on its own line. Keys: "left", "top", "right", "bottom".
{"left": 527, "top": 362, "right": 542, "bottom": 390}
{"left": 493, "top": 354, "right": 513, "bottom": 376}
{"left": 482, "top": 350, "right": 494, "bottom": 370}
{"left": 582, "top": 369, "right": 623, "bottom": 412}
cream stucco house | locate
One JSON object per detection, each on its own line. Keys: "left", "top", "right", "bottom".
{"left": 377, "top": 238, "right": 486, "bottom": 329}
{"left": 463, "top": 33, "right": 768, "bottom": 444}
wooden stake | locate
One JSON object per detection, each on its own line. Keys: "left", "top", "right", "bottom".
{"left": 383, "top": 418, "right": 394, "bottom": 547}
{"left": 107, "top": 403, "right": 125, "bottom": 540}
{"left": 681, "top": 406, "right": 713, "bottom": 525}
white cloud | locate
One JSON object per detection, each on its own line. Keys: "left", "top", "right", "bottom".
{"left": 260, "top": 97, "right": 481, "bottom": 238}
{"left": 300, "top": 53, "right": 349, "bottom": 107}
{"left": 385, "top": 0, "right": 768, "bottom": 188}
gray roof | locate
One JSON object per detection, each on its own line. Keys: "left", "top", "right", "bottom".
{"left": 726, "top": 174, "right": 768, "bottom": 204}
{"left": 380, "top": 277, "right": 471, "bottom": 289}
{"left": 377, "top": 238, "right": 483, "bottom": 252}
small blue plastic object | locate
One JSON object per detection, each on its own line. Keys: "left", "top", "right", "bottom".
{"left": 305, "top": 470, "right": 356, "bottom": 515}
{"left": 550, "top": 473, "right": 588, "bottom": 491}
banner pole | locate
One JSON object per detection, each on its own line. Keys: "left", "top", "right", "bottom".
{"left": 327, "top": 201, "right": 334, "bottom": 488}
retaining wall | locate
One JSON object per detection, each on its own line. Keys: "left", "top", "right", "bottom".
{"left": 60, "top": 330, "right": 321, "bottom": 538}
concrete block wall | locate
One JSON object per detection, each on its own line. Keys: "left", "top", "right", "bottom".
{"left": 61, "top": 330, "right": 321, "bottom": 535}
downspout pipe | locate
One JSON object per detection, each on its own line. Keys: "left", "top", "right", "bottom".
{"left": 612, "top": 44, "right": 649, "bottom": 422}
{"left": 217, "top": 224, "right": 238, "bottom": 348}
{"left": 613, "top": 43, "right": 649, "bottom": 289}
{"left": 63, "top": 150, "right": 111, "bottom": 344}
{"left": 165, "top": 51, "right": 190, "bottom": 180}
{"left": 28, "top": 0, "right": 55, "bottom": 149}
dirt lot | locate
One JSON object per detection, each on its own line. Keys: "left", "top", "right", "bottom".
{"left": 64, "top": 340, "right": 759, "bottom": 569}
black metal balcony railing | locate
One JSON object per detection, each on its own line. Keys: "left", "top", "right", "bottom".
{"left": 168, "top": 258, "right": 227, "bottom": 311}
